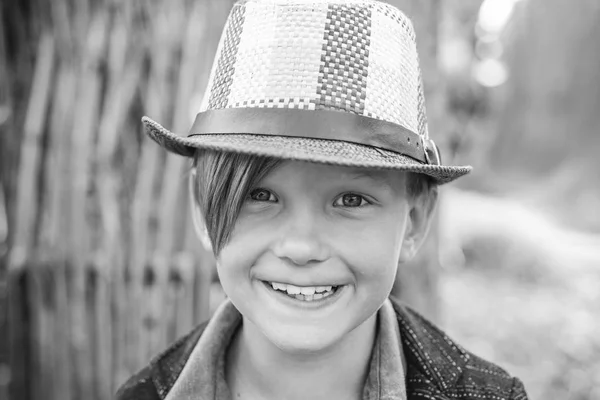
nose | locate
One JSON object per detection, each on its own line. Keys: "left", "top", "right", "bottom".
{"left": 271, "top": 208, "right": 329, "bottom": 266}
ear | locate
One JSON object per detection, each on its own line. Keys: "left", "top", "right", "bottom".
{"left": 189, "top": 170, "right": 213, "bottom": 252}
{"left": 398, "top": 188, "right": 438, "bottom": 263}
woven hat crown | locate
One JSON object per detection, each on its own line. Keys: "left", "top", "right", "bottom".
{"left": 200, "top": 0, "right": 429, "bottom": 140}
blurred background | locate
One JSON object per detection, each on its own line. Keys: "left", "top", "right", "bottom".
{"left": 1, "top": 0, "right": 599, "bottom": 399}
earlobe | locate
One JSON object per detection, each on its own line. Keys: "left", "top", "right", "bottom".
{"left": 398, "top": 190, "right": 438, "bottom": 263}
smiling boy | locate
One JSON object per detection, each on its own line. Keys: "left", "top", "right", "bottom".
{"left": 116, "top": 0, "right": 529, "bottom": 399}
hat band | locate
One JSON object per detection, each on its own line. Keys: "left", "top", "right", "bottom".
{"left": 188, "top": 108, "right": 429, "bottom": 164}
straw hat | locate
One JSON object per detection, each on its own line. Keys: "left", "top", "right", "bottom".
{"left": 143, "top": 0, "right": 472, "bottom": 184}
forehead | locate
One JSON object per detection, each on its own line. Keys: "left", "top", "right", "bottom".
{"left": 264, "top": 160, "right": 407, "bottom": 189}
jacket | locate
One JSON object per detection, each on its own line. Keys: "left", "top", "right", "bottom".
{"left": 115, "top": 297, "right": 529, "bottom": 399}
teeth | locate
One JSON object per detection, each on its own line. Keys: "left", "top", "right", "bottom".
{"left": 300, "top": 286, "right": 316, "bottom": 295}
{"left": 286, "top": 284, "right": 301, "bottom": 295}
{"left": 268, "top": 281, "right": 339, "bottom": 301}
{"left": 316, "top": 286, "right": 332, "bottom": 293}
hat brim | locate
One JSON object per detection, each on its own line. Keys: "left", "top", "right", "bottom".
{"left": 142, "top": 116, "right": 472, "bottom": 185}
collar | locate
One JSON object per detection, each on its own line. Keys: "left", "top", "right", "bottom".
{"left": 164, "top": 299, "right": 407, "bottom": 400}
{"left": 363, "top": 299, "right": 408, "bottom": 400}
{"left": 151, "top": 297, "right": 469, "bottom": 399}
{"left": 164, "top": 300, "right": 241, "bottom": 400}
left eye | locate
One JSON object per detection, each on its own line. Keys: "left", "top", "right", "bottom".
{"left": 334, "top": 193, "right": 370, "bottom": 208}
{"left": 248, "top": 188, "right": 277, "bottom": 202}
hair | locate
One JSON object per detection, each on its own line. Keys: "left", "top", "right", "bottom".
{"left": 191, "top": 150, "right": 282, "bottom": 254}
{"left": 191, "top": 149, "right": 437, "bottom": 254}
{"left": 406, "top": 171, "right": 437, "bottom": 199}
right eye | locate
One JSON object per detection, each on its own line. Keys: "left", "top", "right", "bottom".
{"left": 248, "top": 188, "right": 277, "bottom": 202}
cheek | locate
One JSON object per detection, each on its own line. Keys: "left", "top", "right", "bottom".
{"left": 215, "top": 238, "right": 258, "bottom": 318}
{"left": 337, "top": 215, "right": 406, "bottom": 285}
{"left": 215, "top": 221, "right": 274, "bottom": 294}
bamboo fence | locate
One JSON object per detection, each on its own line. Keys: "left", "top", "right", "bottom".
{"left": 2, "top": 1, "right": 234, "bottom": 399}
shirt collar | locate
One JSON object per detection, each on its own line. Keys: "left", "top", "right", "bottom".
{"left": 165, "top": 299, "right": 407, "bottom": 400}
{"left": 363, "top": 299, "right": 408, "bottom": 400}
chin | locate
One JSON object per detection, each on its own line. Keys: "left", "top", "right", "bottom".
{"left": 265, "top": 325, "right": 342, "bottom": 355}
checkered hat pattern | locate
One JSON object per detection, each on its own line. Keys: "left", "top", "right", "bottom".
{"left": 201, "top": 0, "right": 423, "bottom": 136}
{"left": 142, "top": 0, "right": 472, "bottom": 184}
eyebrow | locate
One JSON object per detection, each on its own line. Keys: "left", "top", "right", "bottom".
{"left": 347, "top": 171, "right": 394, "bottom": 189}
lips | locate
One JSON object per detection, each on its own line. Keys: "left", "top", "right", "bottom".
{"left": 265, "top": 281, "right": 340, "bottom": 302}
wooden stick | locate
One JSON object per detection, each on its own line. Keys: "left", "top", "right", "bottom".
{"left": 28, "top": 261, "right": 53, "bottom": 400}
{"left": 94, "top": 18, "right": 143, "bottom": 391}
{"left": 91, "top": 254, "right": 112, "bottom": 400}
{"left": 41, "top": 63, "right": 76, "bottom": 253}
{"left": 10, "top": 33, "right": 55, "bottom": 271}
{"left": 7, "top": 269, "right": 31, "bottom": 400}
{"left": 72, "top": 0, "right": 90, "bottom": 52}
{"left": 53, "top": 260, "right": 73, "bottom": 400}
{"left": 50, "top": 0, "right": 73, "bottom": 58}
{"left": 68, "top": 12, "right": 108, "bottom": 398}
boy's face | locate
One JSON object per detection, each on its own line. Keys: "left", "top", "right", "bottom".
{"left": 216, "top": 161, "right": 432, "bottom": 354}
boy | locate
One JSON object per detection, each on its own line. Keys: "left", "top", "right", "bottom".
{"left": 117, "top": 0, "right": 529, "bottom": 398}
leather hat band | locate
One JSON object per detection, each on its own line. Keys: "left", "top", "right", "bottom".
{"left": 188, "top": 108, "right": 432, "bottom": 164}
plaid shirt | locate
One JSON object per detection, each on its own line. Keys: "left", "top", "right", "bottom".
{"left": 116, "top": 297, "right": 529, "bottom": 400}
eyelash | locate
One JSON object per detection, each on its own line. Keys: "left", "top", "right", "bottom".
{"left": 333, "top": 193, "right": 371, "bottom": 208}
{"left": 248, "top": 189, "right": 371, "bottom": 208}
{"left": 248, "top": 188, "right": 277, "bottom": 203}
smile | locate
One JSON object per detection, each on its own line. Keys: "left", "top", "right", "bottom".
{"left": 264, "top": 281, "right": 341, "bottom": 302}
